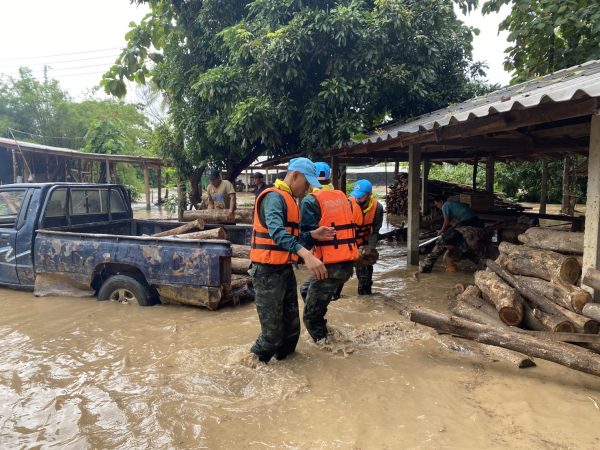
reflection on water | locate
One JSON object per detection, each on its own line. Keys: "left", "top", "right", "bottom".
{"left": 1, "top": 241, "right": 600, "bottom": 448}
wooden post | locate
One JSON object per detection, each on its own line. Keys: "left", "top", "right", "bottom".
{"left": 472, "top": 158, "right": 479, "bottom": 191}
{"left": 562, "top": 156, "right": 573, "bottom": 215}
{"left": 330, "top": 155, "right": 340, "bottom": 189}
{"left": 421, "top": 159, "right": 430, "bottom": 214}
{"left": 583, "top": 112, "right": 600, "bottom": 300}
{"left": 157, "top": 166, "right": 162, "bottom": 204}
{"left": 540, "top": 159, "right": 549, "bottom": 214}
{"left": 103, "top": 159, "right": 110, "bottom": 184}
{"left": 340, "top": 165, "right": 347, "bottom": 194}
{"left": 485, "top": 155, "right": 495, "bottom": 193}
{"left": 165, "top": 171, "right": 170, "bottom": 198}
{"left": 144, "top": 164, "right": 151, "bottom": 210}
{"left": 12, "top": 150, "right": 18, "bottom": 183}
{"left": 407, "top": 144, "right": 421, "bottom": 265}
{"left": 394, "top": 160, "right": 400, "bottom": 176}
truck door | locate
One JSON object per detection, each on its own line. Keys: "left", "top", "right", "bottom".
{"left": 0, "top": 188, "right": 28, "bottom": 286}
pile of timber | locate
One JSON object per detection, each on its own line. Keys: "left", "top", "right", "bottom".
{"left": 182, "top": 208, "right": 253, "bottom": 224}
{"left": 385, "top": 173, "right": 522, "bottom": 216}
{"left": 411, "top": 227, "right": 600, "bottom": 377}
{"left": 151, "top": 222, "right": 254, "bottom": 305}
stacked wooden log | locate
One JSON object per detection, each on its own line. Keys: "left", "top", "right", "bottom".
{"left": 182, "top": 208, "right": 253, "bottom": 224}
{"left": 385, "top": 173, "right": 522, "bottom": 216}
{"left": 151, "top": 223, "right": 254, "bottom": 304}
{"left": 411, "top": 227, "right": 600, "bottom": 377}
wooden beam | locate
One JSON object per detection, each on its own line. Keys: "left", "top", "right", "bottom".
{"left": 421, "top": 159, "right": 430, "bottom": 214}
{"left": 583, "top": 112, "right": 600, "bottom": 300}
{"left": 330, "top": 155, "right": 340, "bottom": 189}
{"left": 157, "top": 166, "right": 162, "bottom": 203}
{"left": 408, "top": 144, "right": 421, "bottom": 266}
{"left": 485, "top": 155, "right": 495, "bottom": 193}
{"left": 144, "top": 164, "right": 151, "bottom": 210}
{"left": 472, "top": 157, "right": 479, "bottom": 191}
{"left": 340, "top": 164, "right": 347, "bottom": 194}
{"left": 540, "top": 159, "right": 549, "bottom": 214}
{"left": 105, "top": 159, "right": 111, "bottom": 184}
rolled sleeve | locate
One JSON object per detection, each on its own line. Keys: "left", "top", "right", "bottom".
{"left": 300, "top": 195, "right": 321, "bottom": 249}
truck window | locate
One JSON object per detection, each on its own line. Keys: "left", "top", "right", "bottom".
{"left": 110, "top": 189, "right": 127, "bottom": 213}
{"left": 0, "top": 189, "right": 26, "bottom": 228}
{"left": 70, "top": 189, "right": 108, "bottom": 215}
{"left": 45, "top": 189, "right": 68, "bottom": 217}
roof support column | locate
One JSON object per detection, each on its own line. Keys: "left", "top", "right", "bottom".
{"left": 540, "top": 160, "right": 549, "bottom": 214}
{"left": 421, "top": 159, "right": 430, "bottom": 215}
{"left": 340, "top": 164, "right": 347, "bottom": 194}
{"left": 144, "top": 164, "right": 151, "bottom": 211}
{"left": 105, "top": 158, "right": 111, "bottom": 184}
{"left": 485, "top": 156, "right": 495, "bottom": 193}
{"left": 408, "top": 144, "right": 421, "bottom": 266}
{"left": 330, "top": 155, "right": 340, "bottom": 189}
{"left": 583, "top": 112, "right": 600, "bottom": 300}
{"left": 157, "top": 166, "right": 163, "bottom": 204}
{"left": 472, "top": 157, "right": 479, "bottom": 191}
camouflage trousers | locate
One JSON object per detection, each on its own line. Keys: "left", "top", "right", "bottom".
{"left": 300, "top": 261, "right": 354, "bottom": 342}
{"left": 250, "top": 263, "right": 300, "bottom": 362}
{"left": 356, "top": 264, "right": 374, "bottom": 295}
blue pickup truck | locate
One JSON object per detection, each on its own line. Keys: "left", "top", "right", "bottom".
{"left": 0, "top": 183, "right": 252, "bottom": 309}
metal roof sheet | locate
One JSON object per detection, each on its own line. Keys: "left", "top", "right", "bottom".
{"left": 363, "top": 59, "right": 600, "bottom": 145}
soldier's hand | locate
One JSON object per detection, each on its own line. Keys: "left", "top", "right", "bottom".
{"left": 311, "top": 226, "right": 335, "bottom": 241}
{"left": 298, "top": 249, "right": 328, "bottom": 280}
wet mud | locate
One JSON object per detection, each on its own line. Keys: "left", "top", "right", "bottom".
{"left": 2, "top": 242, "right": 600, "bottom": 448}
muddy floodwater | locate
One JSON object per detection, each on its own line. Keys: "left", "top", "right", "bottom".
{"left": 2, "top": 243, "right": 600, "bottom": 449}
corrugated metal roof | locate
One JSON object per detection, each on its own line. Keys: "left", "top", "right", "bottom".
{"left": 362, "top": 59, "right": 600, "bottom": 145}
{"left": 0, "top": 137, "right": 165, "bottom": 165}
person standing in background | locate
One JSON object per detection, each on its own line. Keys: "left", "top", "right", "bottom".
{"left": 251, "top": 172, "right": 269, "bottom": 197}
{"left": 206, "top": 170, "right": 237, "bottom": 222}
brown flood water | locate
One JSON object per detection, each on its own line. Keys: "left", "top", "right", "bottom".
{"left": 2, "top": 242, "right": 600, "bottom": 449}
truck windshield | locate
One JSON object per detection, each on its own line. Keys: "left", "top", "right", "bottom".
{"left": 0, "top": 189, "right": 26, "bottom": 226}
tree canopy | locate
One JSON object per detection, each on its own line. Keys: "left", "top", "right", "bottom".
{"left": 102, "top": 0, "right": 488, "bottom": 181}
{"left": 482, "top": 0, "right": 600, "bottom": 83}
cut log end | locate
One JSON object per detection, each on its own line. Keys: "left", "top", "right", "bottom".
{"left": 498, "top": 307, "right": 523, "bottom": 326}
{"left": 559, "top": 258, "right": 582, "bottom": 285}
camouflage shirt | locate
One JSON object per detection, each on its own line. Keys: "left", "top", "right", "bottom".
{"left": 420, "top": 226, "right": 489, "bottom": 273}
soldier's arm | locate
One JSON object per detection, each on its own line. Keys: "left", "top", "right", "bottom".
{"left": 367, "top": 203, "right": 384, "bottom": 247}
{"left": 262, "top": 193, "right": 303, "bottom": 254}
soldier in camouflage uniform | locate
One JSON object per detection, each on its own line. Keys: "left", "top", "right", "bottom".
{"left": 249, "top": 158, "right": 334, "bottom": 363}
{"left": 414, "top": 226, "right": 489, "bottom": 276}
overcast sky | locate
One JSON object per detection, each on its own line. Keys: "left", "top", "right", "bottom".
{"left": 0, "top": 0, "right": 512, "bottom": 100}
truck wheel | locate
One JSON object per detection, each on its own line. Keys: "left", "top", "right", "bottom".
{"left": 98, "top": 275, "right": 156, "bottom": 306}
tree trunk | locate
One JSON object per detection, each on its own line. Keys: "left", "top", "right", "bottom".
{"left": 175, "top": 228, "right": 227, "bottom": 240}
{"left": 474, "top": 270, "right": 524, "bottom": 326}
{"left": 486, "top": 259, "right": 574, "bottom": 323}
{"left": 513, "top": 275, "right": 591, "bottom": 312}
{"left": 410, "top": 307, "right": 600, "bottom": 377}
{"left": 452, "top": 285, "right": 509, "bottom": 329}
{"left": 517, "top": 228, "right": 583, "bottom": 254}
{"left": 554, "top": 304, "right": 599, "bottom": 334}
{"left": 231, "top": 244, "right": 250, "bottom": 258}
{"left": 561, "top": 156, "right": 573, "bottom": 215}
{"left": 231, "top": 274, "right": 252, "bottom": 289}
{"left": 498, "top": 242, "right": 581, "bottom": 284}
{"left": 188, "top": 167, "right": 205, "bottom": 208}
{"left": 151, "top": 218, "right": 205, "bottom": 237}
{"left": 231, "top": 257, "right": 251, "bottom": 274}
{"left": 583, "top": 268, "right": 600, "bottom": 291}
{"left": 436, "top": 334, "right": 535, "bottom": 369}
{"left": 522, "top": 302, "right": 575, "bottom": 333}
{"left": 183, "top": 209, "right": 253, "bottom": 224}
{"left": 582, "top": 303, "right": 600, "bottom": 323}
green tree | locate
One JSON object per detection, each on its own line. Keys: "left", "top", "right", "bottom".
{"left": 482, "top": 0, "right": 600, "bottom": 83}
{"left": 102, "top": 0, "right": 487, "bottom": 182}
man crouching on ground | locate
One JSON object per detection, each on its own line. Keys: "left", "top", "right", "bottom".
{"left": 248, "top": 158, "right": 335, "bottom": 364}
{"left": 300, "top": 162, "right": 358, "bottom": 344}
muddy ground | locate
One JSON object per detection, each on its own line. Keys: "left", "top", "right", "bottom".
{"left": 2, "top": 241, "right": 600, "bottom": 449}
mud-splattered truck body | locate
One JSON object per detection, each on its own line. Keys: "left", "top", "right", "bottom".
{"left": 0, "top": 183, "right": 251, "bottom": 309}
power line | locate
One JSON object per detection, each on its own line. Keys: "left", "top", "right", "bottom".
{"left": 0, "top": 47, "right": 122, "bottom": 61}
{"left": 9, "top": 128, "right": 86, "bottom": 141}
{"left": 0, "top": 54, "right": 121, "bottom": 69}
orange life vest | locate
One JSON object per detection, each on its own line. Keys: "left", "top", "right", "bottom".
{"left": 311, "top": 189, "right": 358, "bottom": 264}
{"left": 250, "top": 187, "right": 299, "bottom": 264}
{"left": 350, "top": 197, "right": 379, "bottom": 247}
